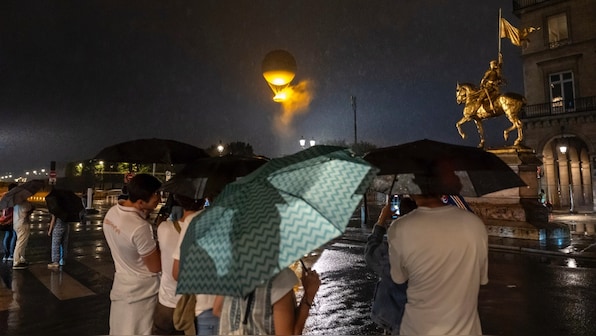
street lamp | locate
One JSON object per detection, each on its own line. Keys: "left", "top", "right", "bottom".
{"left": 217, "top": 141, "right": 224, "bottom": 156}
{"left": 558, "top": 128, "right": 574, "bottom": 213}
{"left": 98, "top": 161, "right": 104, "bottom": 190}
{"left": 299, "top": 136, "right": 306, "bottom": 149}
{"left": 299, "top": 137, "right": 315, "bottom": 149}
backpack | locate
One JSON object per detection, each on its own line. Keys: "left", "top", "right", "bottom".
{"left": 0, "top": 207, "right": 13, "bottom": 231}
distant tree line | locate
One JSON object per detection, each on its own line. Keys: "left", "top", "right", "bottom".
{"left": 60, "top": 139, "right": 377, "bottom": 191}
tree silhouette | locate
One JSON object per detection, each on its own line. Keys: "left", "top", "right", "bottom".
{"left": 206, "top": 141, "right": 255, "bottom": 157}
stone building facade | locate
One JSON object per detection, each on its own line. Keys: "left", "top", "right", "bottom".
{"left": 514, "top": 0, "right": 596, "bottom": 210}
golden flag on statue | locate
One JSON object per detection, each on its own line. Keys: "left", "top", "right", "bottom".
{"left": 500, "top": 18, "right": 521, "bottom": 46}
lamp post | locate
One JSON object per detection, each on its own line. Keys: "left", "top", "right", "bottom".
{"left": 351, "top": 95, "right": 357, "bottom": 145}
{"left": 98, "top": 161, "right": 104, "bottom": 190}
{"left": 217, "top": 141, "right": 224, "bottom": 156}
{"left": 299, "top": 136, "right": 306, "bottom": 149}
{"left": 299, "top": 137, "right": 315, "bottom": 149}
{"left": 559, "top": 132, "right": 574, "bottom": 213}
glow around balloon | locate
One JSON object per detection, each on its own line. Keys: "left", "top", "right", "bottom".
{"left": 262, "top": 50, "right": 297, "bottom": 102}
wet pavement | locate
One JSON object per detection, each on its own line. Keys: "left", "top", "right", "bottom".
{"left": 1, "top": 201, "right": 596, "bottom": 335}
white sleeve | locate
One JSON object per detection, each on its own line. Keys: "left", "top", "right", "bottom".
{"left": 270, "top": 268, "right": 299, "bottom": 304}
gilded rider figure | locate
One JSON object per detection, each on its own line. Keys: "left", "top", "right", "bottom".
{"left": 479, "top": 53, "right": 505, "bottom": 110}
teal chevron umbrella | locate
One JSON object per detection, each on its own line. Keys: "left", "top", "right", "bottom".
{"left": 177, "top": 145, "right": 378, "bottom": 297}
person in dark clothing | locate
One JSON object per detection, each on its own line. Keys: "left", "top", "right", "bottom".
{"left": 364, "top": 196, "right": 416, "bottom": 334}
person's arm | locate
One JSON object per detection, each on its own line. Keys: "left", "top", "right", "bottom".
{"left": 47, "top": 215, "right": 56, "bottom": 237}
{"left": 142, "top": 247, "right": 161, "bottom": 273}
{"left": 212, "top": 295, "right": 224, "bottom": 317}
{"left": 364, "top": 202, "right": 392, "bottom": 270}
{"left": 172, "top": 258, "right": 180, "bottom": 280}
{"left": 273, "top": 267, "right": 321, "bottom": 335}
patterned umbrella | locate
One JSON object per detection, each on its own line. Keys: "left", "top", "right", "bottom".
{"left": 177, "top": 145, "right": 378, "bottom": 297}
{"left": 0, "top": 179, "right": 45, "bottom": 209}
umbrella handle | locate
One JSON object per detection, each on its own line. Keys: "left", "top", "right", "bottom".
{"left": 388, "top": 175, "right": 396, "bottom": 196}
{"left": 299, "top": 258, "right": 310, "bottom": 272}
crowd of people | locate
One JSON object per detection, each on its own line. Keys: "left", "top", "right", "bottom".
{"left": 99, "top": 165, "right": 488, "bottom": 336}
{"left": 0, "top": 182, "right": 35, "bottom": 270}
{"left": 101, "top": 174, "right": 322, "bottom": 336}
{"left": 1, "top": 163, "right": 489, "bottom": 335}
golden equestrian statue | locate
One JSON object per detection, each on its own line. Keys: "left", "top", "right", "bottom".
{"left": 455, "top": 53, "right": 526, "bottom": 148}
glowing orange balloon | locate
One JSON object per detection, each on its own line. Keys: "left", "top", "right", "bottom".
{"left": 262, "top": 50, "right": 297, "bottom": 102}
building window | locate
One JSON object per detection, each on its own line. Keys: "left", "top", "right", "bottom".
{"left": 550, "top": 71, "right": 575, "bottom": 112}
{"left": 547, "top": 13, "right": 569, "bottom": 48}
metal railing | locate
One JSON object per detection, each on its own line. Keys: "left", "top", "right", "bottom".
{"left": 513, "top": 0, "right": 555, "bottom": 11}
{"left": 521, "top": 96, "right": 596, "bottom": 119}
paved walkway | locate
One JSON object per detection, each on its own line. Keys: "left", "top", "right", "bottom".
{"left": 0, "top": 203, "right": 595, "bottom": 335}
{"left": 486, "top": 209, "right": 596, "bottom": 257}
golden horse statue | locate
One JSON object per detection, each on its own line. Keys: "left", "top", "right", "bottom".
{"left": 455, "top": 82, "right": 526, "bottom": 148}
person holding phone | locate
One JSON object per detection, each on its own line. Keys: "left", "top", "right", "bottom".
{"left": 218, "top": 263, "right": 321, "bottom": 335}
{"left": 365, "top": 196, "right": 416, "bottom": 334}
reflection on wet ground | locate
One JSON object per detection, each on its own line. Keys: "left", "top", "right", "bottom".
{"left": 305, "top": 225, "right": 596, "bottom": 336}
{"left": 305, "top": 243, "right": 382, "bottom": 335}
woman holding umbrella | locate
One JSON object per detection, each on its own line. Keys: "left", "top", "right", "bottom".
{"left": 47, "top": 214, "right": 69, "bottom": 268}
{"left": 45, "top": 188, "right": 85, "bottom": 268}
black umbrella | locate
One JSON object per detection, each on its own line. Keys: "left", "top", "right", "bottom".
{"left": 45, "top": 188, "right": 85, "bottom": 222}
{"left": 160, "top": 154, "right": 269, "bottom": 200}
{"left": 93, "top": 138, "right": 209, "bottom": 164}
{"left": 363, "top": 139, "right": 526, "bottom": 196}
{"left": 0, "top": 179, "right": 45, "bottom": 209}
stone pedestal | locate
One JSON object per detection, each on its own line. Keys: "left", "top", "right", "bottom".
{"left": 466, "top": 146, "right": 570, "bottom": 241}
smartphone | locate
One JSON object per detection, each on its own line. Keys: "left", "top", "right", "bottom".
{"left": 390, "top": 194, "right": 400, "bottom": 219}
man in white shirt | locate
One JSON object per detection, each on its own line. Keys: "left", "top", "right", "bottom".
{"left": 387, "top": 166, "right": 489, "bottom": 335}
{"left": 103, "top": 174, "right": 162, "bottom": 335}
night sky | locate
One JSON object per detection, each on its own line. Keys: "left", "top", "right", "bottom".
{"left": 0, "top": 0, "right": 524, "bottom": 176}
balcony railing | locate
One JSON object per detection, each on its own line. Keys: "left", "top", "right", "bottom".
{"left": 513, "top": 0, "right": 555, "bottom": 11}
{"left": 521, "top": 96, "right": 596, "bottom": 119}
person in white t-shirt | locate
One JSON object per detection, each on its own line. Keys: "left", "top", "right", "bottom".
{"left": 218, "top": 264, "right": 320, "bottom": 335}
{"left": 152, "top": 209, "right": 185, "bottom": 334}
{"left": 171, "top": 194, "right": 220, "bottom": 336}
{"left": 103, "top": 174, "right": 162, "bottom": 336}
{"left": 387, "top": 164, "right": 489, "bottom": 336}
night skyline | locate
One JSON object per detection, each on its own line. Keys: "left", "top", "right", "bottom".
{"left": 0, "top": 0, "right": 524, "bottom": 177}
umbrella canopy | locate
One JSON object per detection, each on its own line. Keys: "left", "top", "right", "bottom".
{"left": 363, "top": 139, "right": 526, "bottom": 196}
{"left": 176, "top": 145, "right": 378, "bottom": 297}
{"left": 93, "top": 138, "right": 209, "bottom": 164}
{"left": 45, "top": 189, "right": 85, "bottom": 222}
{"left": 160, "top": 155, "right": 269, "bottom": 200}
{"left": 0, "top": 179, "right": 45, "bottom": 209}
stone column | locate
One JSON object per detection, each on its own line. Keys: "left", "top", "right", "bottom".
{"left": 544, "top": 154, "right": 558, "bottom": 207}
